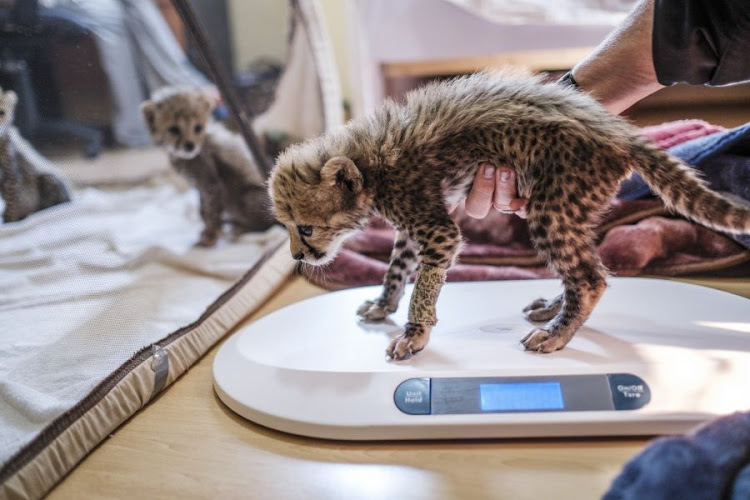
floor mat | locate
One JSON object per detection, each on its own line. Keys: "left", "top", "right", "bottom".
{"left": 0, "top": 182, "right": 293, "bottom": 498}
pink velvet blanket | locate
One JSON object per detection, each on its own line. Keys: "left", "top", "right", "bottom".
{"left": 305, "top": 120, "right": 750, "bottom": 290}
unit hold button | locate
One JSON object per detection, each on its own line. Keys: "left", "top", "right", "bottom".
{"left": 608, "top": 373, "right": 651, "bottom": 410}
{"left": 394, "top": 378, "right": 431, "bottom": 415}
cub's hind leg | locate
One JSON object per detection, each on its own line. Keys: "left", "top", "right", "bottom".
{"left": 523, "top": 295, "right": 563, "bottom": 322}
{"left": 357, "top": 229, "right": 420, "bottom": 321}
{"left": 522, "top": 205, "right": 608, "bottom": 352}
{"left": 37, "top": 172, "right": 71, "bottom": 209}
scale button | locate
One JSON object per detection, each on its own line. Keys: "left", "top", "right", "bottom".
{"left": 608, "top": 373, "right": 651, "bottom": 410}
{"left": 394, "top": 378, "right": 431, "bottom": 415}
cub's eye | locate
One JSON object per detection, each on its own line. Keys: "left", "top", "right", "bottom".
{"left": 168, "top": 126, "right": 180, "bottom": 136}
{"left": 194, "top": 124, "right": 203, "bottom": 134}
{"left": 0, "top": 110, "right": 5, "bottom": 117}
{"left": 297, "top": 225, "right": 313, "bottom": 237}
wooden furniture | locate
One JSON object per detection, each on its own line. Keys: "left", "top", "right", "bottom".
{"left": 48, "top": 274, "right": 750, "bottom": 499}
{"left": 346, "top": 0, "right": 616, "bottom": 119}
{"left": 381, "top": 47, "right": 594, "bottom": 80}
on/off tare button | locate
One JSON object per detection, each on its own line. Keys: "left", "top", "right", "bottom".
{"left": 608, "top": 373, "right": 651, "bottom": 410}
{"left": 394, "top": 378, "right": 431, "bottom": 415}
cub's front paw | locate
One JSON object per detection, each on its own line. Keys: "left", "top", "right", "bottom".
{"left": 523, "top": 296, "right": 562, "bottom": 322}
{"left": 521, "top": 328, "right": 570, "bottom": 353}
{"left": 386, "top": 322, "right": 431, "bottom": 360}
{"left": 196, "top": 231, "right": 219, "bottom": 247}
{"left": 356, "top": 299, "right": 392, "bottom": 321}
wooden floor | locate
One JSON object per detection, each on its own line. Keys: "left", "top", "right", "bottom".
{"left": 49, "top": 274, "right": 750, "bottom": 500}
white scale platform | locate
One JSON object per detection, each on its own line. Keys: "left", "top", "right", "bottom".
{"left": 213, "top": 278, "right": 750, "bottom": 440}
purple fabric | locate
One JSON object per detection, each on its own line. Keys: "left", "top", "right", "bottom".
{"left": 604, "top": 124, "right": 750, "bottom": 498}
{"left": 604, "top": 412, "right": 750, "bottom": 500}
{"left": 619, "top": 122, "right": 750, "bottom": 248}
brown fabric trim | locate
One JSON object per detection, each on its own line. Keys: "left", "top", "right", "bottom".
{"left": 462, "top": 250, "right": 750, "bottom": 275}
{"left": 458, "top": 255, "right": 543, "bottom": 266}
{"left": 3, "top": 356, "right": 159, "bottom": 499}
{"left": 596, "top": 206, "right": 669, "bottom": 234}
{"left": 602, "top": 252, "right": 750, "bottom": 277}
{"left": 0, "top": 237, "right": 286, "bottom": 487}
{"left": 642, "top": 251, "right": 750, "bottom": 277}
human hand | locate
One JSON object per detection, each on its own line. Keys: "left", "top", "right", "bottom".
{"left": 460, "top": 163, "right": 527, "bottom": 219}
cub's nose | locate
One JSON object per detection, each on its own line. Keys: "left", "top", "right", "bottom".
{"left": 184, "top": 141, "right": 195, "bottom": 152}
{"left": 293, "top": 251, "right": 304, "bottom": 261}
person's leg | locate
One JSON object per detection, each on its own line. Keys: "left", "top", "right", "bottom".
{"left": 58, "top": 0, "right": 152, "bottom": 147}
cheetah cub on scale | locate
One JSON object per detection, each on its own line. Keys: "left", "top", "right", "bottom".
{"left": 141, "top": 86, "right": 273, "bottom": 246}
{"left": 269, "top": 72, "right": 750, "bottom": 360}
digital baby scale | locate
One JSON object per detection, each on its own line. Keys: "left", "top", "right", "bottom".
{"left": 213, "top": 278, "right": 750, "bottom": 440}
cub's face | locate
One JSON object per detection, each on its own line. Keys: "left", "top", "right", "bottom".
{"left": 0, "top": 89, "right": 17, "bottom": 136}
{"left": 140, "top": 88, "right": 213, "bottom": 160}
{"left": 269, "top": 154, "right": 372, "bottom": 265}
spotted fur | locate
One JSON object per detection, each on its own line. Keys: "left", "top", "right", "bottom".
{"left": 141, "top": 86, "right": 272, "bottom": 246}
{"left": 269, "top": 71, "right": 750, "bottom": 359}
{"left": 0, "top": 88, "right": 71, "bottom": 223}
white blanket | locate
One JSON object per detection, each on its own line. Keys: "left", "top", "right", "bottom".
{"left": 0, "top": 183, "right": 285, "bottom": 466}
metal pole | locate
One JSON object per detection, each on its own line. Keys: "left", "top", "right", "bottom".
{"left": 170, "top": 0, "right": 272, "bottom": 177}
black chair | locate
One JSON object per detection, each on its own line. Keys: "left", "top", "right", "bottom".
{"left": 0, "top": 0, "right": 104, "bottom": 158}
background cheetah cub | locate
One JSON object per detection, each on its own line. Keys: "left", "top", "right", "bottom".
{"left": 0, "top": 87, "right": 71, "bottom": 223}
{"left": 269, "top": 72, "right": 750, "bottom": 360}
{"left": 141, "top": 86, "right": 273, "bottom": 246}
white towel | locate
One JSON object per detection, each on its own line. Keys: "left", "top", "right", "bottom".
{"left": 0, "top": 182, "right": 284, "bottom": 466}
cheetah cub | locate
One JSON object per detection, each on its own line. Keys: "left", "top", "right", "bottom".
{"left": 269, "top": 72, "right": 750, "bottom": 360}
{"left": 141, "top": 86, "right": 273, "bottom": 246}
{"left": 0, "top": 87, "right": 71, "bottom": 223}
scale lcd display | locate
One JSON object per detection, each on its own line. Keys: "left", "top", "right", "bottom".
{"left": 479, "top": 381, "right": 564, "bottom": 411}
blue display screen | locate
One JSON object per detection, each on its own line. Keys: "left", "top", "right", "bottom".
{"left": 479, "top": 382, "right": 564, "bottom": 411}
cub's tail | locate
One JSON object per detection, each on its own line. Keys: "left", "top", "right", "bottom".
{"left": 630, "top": 139, "right": 750, "bottom": 234}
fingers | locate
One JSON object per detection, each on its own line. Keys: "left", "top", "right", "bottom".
{"left": 492, "top": 167, "right": 517, "bottom": 211}
{"left": 464, "top": 164, "right": 495, "bottom": 218}
{"left": 493, "top": 167, "right": 528, "bottom": 218}
{"left": 515, "top": 203, "right": 528, "bottom": 219}
{"left": 464, "top": 164, "right": 529, "bottom": 219}
{"left": 507, "top": 197, "right": 528, "bottom": 219}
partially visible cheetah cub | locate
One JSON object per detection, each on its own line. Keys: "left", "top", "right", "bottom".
{"left": 269, "top": 71, "right": 750, "bottom": 359}
{"left": 141, "top": 86, "right": 273, "bottom": 246}
{"left": 0, "top": 87, "right": 71, "bottom": 223}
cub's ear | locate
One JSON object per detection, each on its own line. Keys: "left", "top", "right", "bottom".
{"left": 140, "top": 100, "right": 157, "bottom": 134}
{"left": 199, "top": 92, "right": 215, "bottom": 115}
{"left": 320, "top": 156, "right": 362, "bottom": 193}
{"left": 3, "top": 90, "right": 17, "bottom": 108}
